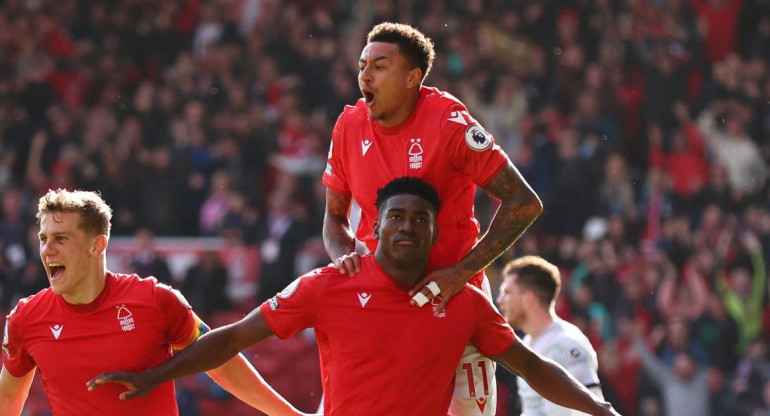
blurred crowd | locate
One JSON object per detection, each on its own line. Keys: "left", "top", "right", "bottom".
{"left": 1, "top": 0, "right": 770, "bottom": 415}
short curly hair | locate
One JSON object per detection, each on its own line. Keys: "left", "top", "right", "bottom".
{"left": 367, "top": 22, "right": 435, "bottom": 83}
{"left": 375, "top": 176, "right": 441, "bottom": 216}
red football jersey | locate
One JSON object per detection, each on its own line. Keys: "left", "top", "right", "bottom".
{"left": 323, "top": 86, "right": 509, "bottom": 287}
{"left": 260, "top": 255, "right": 516, "bottom": 416}
{"left": 2, "top": 272, "right": 204, "bottom": 416}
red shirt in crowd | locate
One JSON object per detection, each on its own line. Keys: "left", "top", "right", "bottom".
{"left": 649, "top": 123, "right": 709, "bottom": 196}
{"left": 260, "top": 255, "right": 516, "bottom": 416}
{"left": 2, "top": 272, "right": 204, "bottom": 416}
{"left": 323, "top": 86, "right": 510, "bottom": 288}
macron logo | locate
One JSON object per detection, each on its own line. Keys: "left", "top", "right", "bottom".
{"left": 361, "top": 139, "right": 373, "bottom": 156}
{"left": 50, "top": 324, "right": 63, "bottom": 340}
{"left": 448, "top": 111, "right": 468, "bottom": 125}
{"left": 357, "top": 292, "right": 372, "bottom": 308}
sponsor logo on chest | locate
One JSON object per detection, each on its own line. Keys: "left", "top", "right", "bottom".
{"left": 116, "top": 304, "right": 136, "bottom": 332}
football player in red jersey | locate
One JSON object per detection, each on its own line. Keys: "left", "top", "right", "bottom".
{"left": 88, "top": 177, "right": 619, "bottom": 416}
{"left": 322, "top": 22, "right": 543, "bottom": 414}
{"left": 0, "top": 189, "right": 306, "bottom": 416}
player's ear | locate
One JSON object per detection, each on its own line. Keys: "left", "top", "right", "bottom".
{"left": 523, "top": 291, "right": 535, "bottom": 308}
{"left": 406, "top": 67, "right": 422, "bottom": 89}
{"left": 432, "top": 226, "right": 439, "bottom": 244}
{"left": 90, "top": 235, "right": 108, "bottom": 257}
{"left": 373, "top": 221, "right": 380, "bottom": 240}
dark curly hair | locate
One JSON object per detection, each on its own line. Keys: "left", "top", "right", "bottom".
{"left": 367, "top": 22, "right": 435, "bottom": 83}
{"left": 375, "top": 177, "right": 441, "bottom": 215}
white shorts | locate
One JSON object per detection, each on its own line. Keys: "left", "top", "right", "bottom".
{"left": 449, "top": 277, "right": 497, "bottom": 416}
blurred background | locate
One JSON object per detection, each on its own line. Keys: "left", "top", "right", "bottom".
{"left": 1, "top": 0, "right": 770, "bottom": 415}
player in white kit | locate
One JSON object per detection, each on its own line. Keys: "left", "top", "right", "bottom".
{"left": 497, "top": 256, "right": 604, "bottom": 416}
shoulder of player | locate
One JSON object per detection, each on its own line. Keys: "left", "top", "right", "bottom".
{"left": 420, "top": 87, "right": 468, "bottom": 115}
{"left": 458, "top": 284, "right": 493, "bottom": 306}
{"left": 109, "top": 272, "right": 165, "bottom": 292}
{"left": 337, "top": 101, "right": 369, "bottom": 127}
{"left": 554, "top": 319, "right": 592, "bottom": 343}
{"left": 108, "top": 272, "right": 189, "bottom": 310}
{"left": 6, "top": 287, "right": 54, "bottom": 321}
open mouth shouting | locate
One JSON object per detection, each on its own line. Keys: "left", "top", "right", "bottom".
{"left": 362, "top": 89, "right": 376, "bottom": 108}
{"left": 48, "top": 262, "right": 66, "bottom": 281}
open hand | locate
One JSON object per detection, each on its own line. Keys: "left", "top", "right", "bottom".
{"left": 87, "top": 371, "right": 157, "bottom": 400}
{"left": 329, "top": 252, "right": 361, "bottom": 276}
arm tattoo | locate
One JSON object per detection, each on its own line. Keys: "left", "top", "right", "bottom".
{"left": 322, "top": 188, "right": 357, "bottom": 260}
{"left": 460, "top": 161, "right": 543, "bottom": 274}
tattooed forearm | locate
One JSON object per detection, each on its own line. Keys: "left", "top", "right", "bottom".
{"left": 460, "top": 161, "right": 543, "bottom": 275}
{"left": 323, "top": 188, "right": 357, "bottom": 260}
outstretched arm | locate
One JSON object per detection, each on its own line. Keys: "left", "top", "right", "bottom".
{"left": 205, "top": 354, "right": 304, "bottom": 416}
{"left": 88, "top": 308, "right": 275, "bottom": 400}
{"left": 410, "top": 161, "right": 543, "bottom": 312}
{"left": 0, "top": 366, "right": 35, "bottom": 416}
{"left": 322, "top": 187, "right": 361, "bottom": 276}
{"left": 491, "top": 342, "right": 619, "bottom": 416}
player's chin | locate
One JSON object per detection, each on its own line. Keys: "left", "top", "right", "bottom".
{"left": 389, "top": 244, "right": 429, "bottom": 261}
{"left": 368, "top": 109, "right": 385, "bottom": 121}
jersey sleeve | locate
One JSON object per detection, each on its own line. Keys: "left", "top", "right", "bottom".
{"left": 467, "top": 287, "right": 516, "bottom": 356}
{"left": 153, "top": 282, "right": 205, "bottom": 350}
{"left": 441, "top": 105, "right": 510, "bottom": 187}
{"left": 322, "top": 113, "right": 350, "bottom": 194}
{"left": 259, "top": 268, "right": 327, "bottom": 340}
{"left": 2, "top": 301, "right": 36, "bottom": 376}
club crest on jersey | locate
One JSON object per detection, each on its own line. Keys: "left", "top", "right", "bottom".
{"left": 465, "top": 125, "right": 492, "bottom": 152}
{"left": 117, "top": 304, "right": 135, "bottom": 332}
{"left": 409, "top": 138, "right": 423, "bottom": 169}
{"left": 430, "top": 296, "right": 446, "bottom": 318}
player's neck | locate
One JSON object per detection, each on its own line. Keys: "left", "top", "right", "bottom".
{"left": 376, "top": 88, "right": 420, "bottom": 128}
{"left": 374, "top": 254, "right": 428, "bottom": 286}
{"left": 524, "top": 309, "right": 555, "bottom": 340}
{"left": 62, "top": 264, "right": 107, "bottom": 305}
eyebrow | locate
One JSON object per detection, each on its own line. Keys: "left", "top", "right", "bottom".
{"left": 359, "top": 55, "right": 389, "bottom": 64}
{"left": 386, "top": 208, "right": 432, "bottom": 216}
{"left": 39, "top": 231, "right": 74, "bottom": 238}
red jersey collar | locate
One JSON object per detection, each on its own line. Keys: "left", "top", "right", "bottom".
{"left": 366, "top": 254, "right": 419, "bottom": 293}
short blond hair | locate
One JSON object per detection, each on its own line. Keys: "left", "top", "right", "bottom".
{"left": 502, "top": 256, "right": 561, "bottom": 306}
{"left": 37, "top": 189, "right": 113, "bottom": 238}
